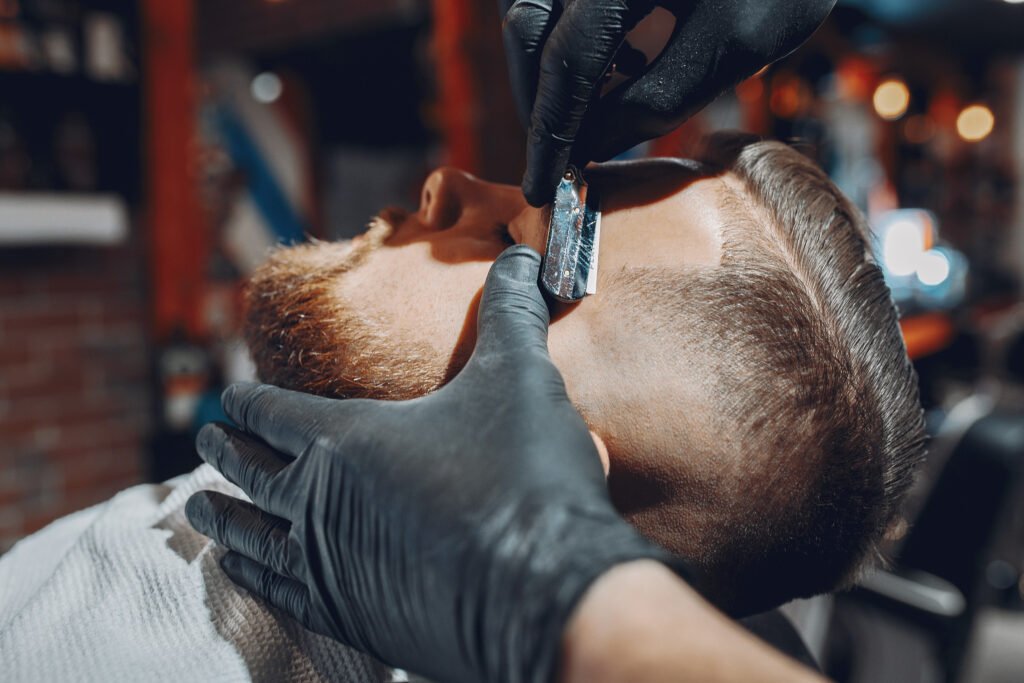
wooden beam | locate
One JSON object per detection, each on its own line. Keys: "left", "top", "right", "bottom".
{"left": 432, "top": 0, "right": 525, "bottom": 183}
{"left": 143, "top": 0, "right": 205, "bottom": 341}
{"left": 432, "top": 0, "right": 480, "bottom": 174}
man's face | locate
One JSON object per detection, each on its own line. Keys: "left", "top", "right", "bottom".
{"left": 247, "top": 159, "right": 744, "bottom": 552}
{"left": 328, "top": 159, "right": 729, "bottom": 387}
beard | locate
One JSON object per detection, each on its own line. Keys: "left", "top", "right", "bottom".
{"left": 244, "top": 211, "right": 467, "bottom": 401}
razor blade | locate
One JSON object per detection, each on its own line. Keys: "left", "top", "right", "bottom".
{"left": 540, "top": 167, "right": 601, "bottom": 303}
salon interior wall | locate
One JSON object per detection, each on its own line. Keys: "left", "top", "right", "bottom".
{"left": 1011, "top": 60, "right": 1024, "bottom": 289}
{"left": 194, "top": 0, "right": 526, "bottom": 239}
{"left": 0, "top": 246, "right": 150, "bottom": 554}
{"left": 0, "top": 1, "right": 150, "bottom": 554}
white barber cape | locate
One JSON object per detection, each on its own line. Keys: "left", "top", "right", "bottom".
{"left": 0, "top": 464, "right": 398, "bottom": 683}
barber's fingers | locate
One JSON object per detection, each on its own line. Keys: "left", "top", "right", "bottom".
{"left": 473, "top": 246, "right": 551, "bottom": 358}
{"left": 502, "top": 0, "right": 563, "bottom": 128}
{"left": 577, "top": 0, "right": 839, "bottom": 162}
{"left": 221, "top": 383, "right": 341, "bottom": 460}
{"left": 195, "top": 422, "right": 292, "bottom": 517}
{"left": 522, "top": 0, "right": 649, "bottom": 206}
{"left": 220, "top": 552, "right": 314, "bottom": 629}
{"left": 571, "top": 2, "right": 716, "bottom": 162}
{"left": 186, "top": 490, "right": 304, "bottom": 582}
{"left": 572, "top": 12, "right": 743, "bottom": 162}
{"left": 574, "top": 56, "right": 684, "bottom": 163}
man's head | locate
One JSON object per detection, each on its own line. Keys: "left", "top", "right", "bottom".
{"left": 245, "top": 132, "right": 926, "bottom": 616}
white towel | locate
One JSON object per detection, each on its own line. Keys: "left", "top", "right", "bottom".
{"left": 0, "top": 464, "right": 393, "bottom": 683}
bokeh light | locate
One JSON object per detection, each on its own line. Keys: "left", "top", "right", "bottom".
{"left": 769, "top": 74, "right": 810, "bottom": 119}
{"left": 956, "top": 104, "right": 995, "bottom": 142}
{"left": 250, "top": 72, "right": 283, "bottom": 104}
{"left": 917, "top": 249, "right": 951, "bottom": 287}
{"left": 873, "top": 79, "right": 911, "bottom": 120}
{"left": 736, "top": 76, "right": 765, "bottom": 105}
{"left": 883, "top": 218, "right": 927, "bottom": 277}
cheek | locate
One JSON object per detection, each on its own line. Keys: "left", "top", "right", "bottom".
{"left": 342, "top": 243, "right": 494, "bottom": 353}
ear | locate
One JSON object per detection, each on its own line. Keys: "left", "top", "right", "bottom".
{"left": 590, "top": 430, "right": 610, "bottom": 478}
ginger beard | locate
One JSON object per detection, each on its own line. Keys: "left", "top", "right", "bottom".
{"left": 244, "top": 211, "right": 467, "bottom": 401}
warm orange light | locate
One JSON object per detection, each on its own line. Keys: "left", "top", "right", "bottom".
{"left": 956, "top": 104, "right": 995, "bottom": 142}
{"left": 900, "top": 313, "right": 955, "bottom": 360}
{"left": 836, "top": 56, "right": 874, "bottom": 102}
{"left": 736, "top": 76, "right": 764, "bottom": 104}
{"left": 873, "top": 79, "right": 910, "bottom": 120}
{"left": 769, "top": 75, "right": 808, "bottom": 119}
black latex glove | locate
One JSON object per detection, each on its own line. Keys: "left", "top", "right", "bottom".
{"left": 186, "top": 246, "right": 691, "bottom": 683}
{"left": 502, "top": 0, "right": 837, "bottom": 205}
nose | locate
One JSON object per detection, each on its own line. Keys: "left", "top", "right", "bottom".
{"left": 419, "top": 168, "right": 480, "bottom": 230}
{"left": 418, "top": 167, "right": 524, "bottom": 232}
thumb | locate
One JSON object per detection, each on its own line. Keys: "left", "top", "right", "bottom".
{"left": 474, "top": 245, "right": 551, "bottom": 357}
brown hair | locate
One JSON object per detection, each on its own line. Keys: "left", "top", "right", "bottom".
{"left": 244, "top": 218, "right": 454, "bottom": 402}
{"left": 611, "top": 132, "right": 926, "bottom": 614}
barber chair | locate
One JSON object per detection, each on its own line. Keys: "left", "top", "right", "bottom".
{"left": 789, "top": 398, "right": 1024, "bottom": 683}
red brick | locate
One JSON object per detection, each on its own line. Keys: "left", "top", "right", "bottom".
{"left": 35, "top": 272, "right": 121, "bottom": 296}
{"left": 0, "top": 276, "right": 30, "bottom": 297}
{"left": 4, "top": 372, "right": 88, "bottom": 400}
{"left": 0, "top": 345, "right": 33, "bottom": 367}
{"left": 53, "top": 433, "right": 144, "bottom": 462}
{"left": 51, "top": 421, "right": 144, "bottom": 449}
{"left": 0, "top": 502, "right": 21, "bottom": 522}
{"left": 97, "top": 301, "right": 144, "bottom": 324}
{"left": 1, "top": 302, "right": 82, "bottom": 327}
{"left": 0, "top": 487, "right": 23, "bottom": 508}
{"left": 6, "top": 392, "right": 131, "bottom": 420}
{"left": 63, "top": 462, "right": 142, "bottom": 491}
{"left": 0, "top": 429, "right": 43, "bottom": 460}
{"left": 0, "top": 242, "right": 150, "bottom": 551}
{"left": 93, "top": 369, "right": 151, "bottom": 397}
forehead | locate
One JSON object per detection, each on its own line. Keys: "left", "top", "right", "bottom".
{"left": 586, "top": 159, "right": 733, "bottom": 272}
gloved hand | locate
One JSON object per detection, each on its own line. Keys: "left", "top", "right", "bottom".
{"left": 502, "top": 0, "right": 837, "bottom": 205}
{"left": 186, "top": 245, "right": 691, "bottom": 683}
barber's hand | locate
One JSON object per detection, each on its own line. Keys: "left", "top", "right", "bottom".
{"left": 503, "top": 0, "right": 837, "bottom": 205}
{"left": 186, "top": 246, "right": 689, "bottom": 683}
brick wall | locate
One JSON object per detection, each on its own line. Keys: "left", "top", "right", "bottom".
{"left": 0, "top": 243, "right": 151, "bottom": 553}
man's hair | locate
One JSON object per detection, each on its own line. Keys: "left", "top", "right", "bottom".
{"left": 610, "top": 132, "right": 926, "bottom": 614}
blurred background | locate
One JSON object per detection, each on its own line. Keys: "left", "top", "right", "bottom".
{"left": 0, "top": 1, "right": 1022, "bottom": 680}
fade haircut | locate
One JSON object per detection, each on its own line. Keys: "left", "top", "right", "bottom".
{"left": 610, "top": 132, "right": 926, "bottom": 615}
